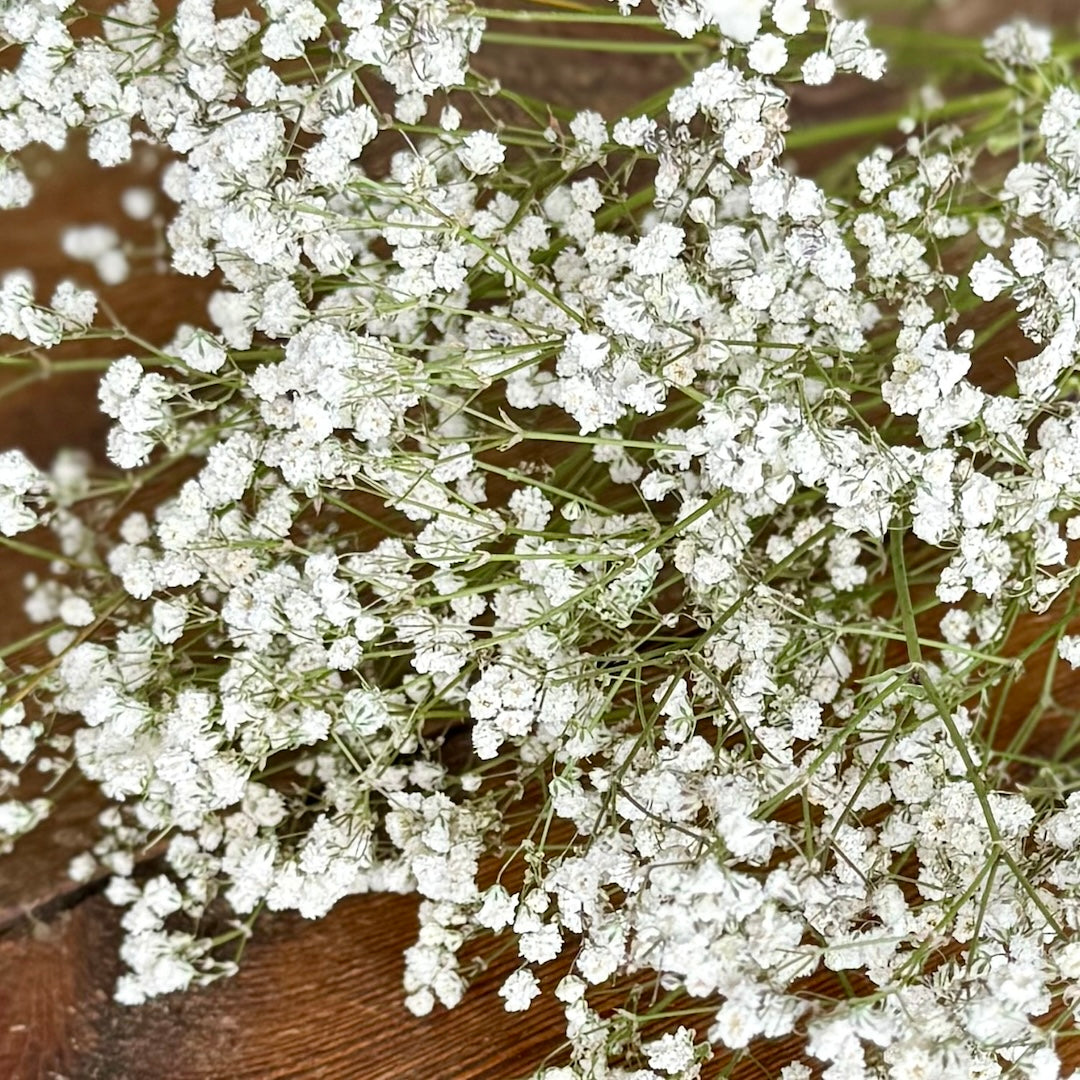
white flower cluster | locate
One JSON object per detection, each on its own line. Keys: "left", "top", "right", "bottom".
{"left": 1, "top": 2, "right": 1079, "bottom": 1077}
{"left": 0, "top": 448, "right": 49, "bottom": 536}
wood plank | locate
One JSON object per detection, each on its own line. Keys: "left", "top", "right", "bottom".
{"left": 0, "top": 890, "right": 571, "bottom": 1080}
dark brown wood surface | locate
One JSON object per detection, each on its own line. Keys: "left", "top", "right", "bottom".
{"left": 3, "top": 5, "right": 1080, "bottom": 1078}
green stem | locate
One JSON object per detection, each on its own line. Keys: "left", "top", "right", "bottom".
{"left": 475, "top": 7, "right": 666, "bottom": 28}
{"left": 787, "top": 88, "right": 1012, "bottom": 151}
{"left": 481, "top": 31, "right": 705, "bottom": 55}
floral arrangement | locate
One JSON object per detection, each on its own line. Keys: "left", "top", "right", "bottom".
{"left": 3, "top": 0, "right": 1080, "bottom": 1076}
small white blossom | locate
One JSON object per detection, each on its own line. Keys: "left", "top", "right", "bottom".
{"left": 969, "top": 254, "right": 1013, "bottom": 301}
{"left": 499, "top": 969, "right": 541, "bottom": 1012}
{"left": 456, "top": 130, "right": 505, "bottom": 175}
{"left": 802, "top": 52, "right": 836, "bottom": 85}
{"left": 630, "top": 223, "right": 684, "bottom": 277}
{"left": 747, "top": 34, "right": 788, "bottom": 75}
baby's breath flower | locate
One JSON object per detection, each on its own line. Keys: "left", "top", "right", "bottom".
{"left": 499, "top": 968, "right": 541, "bottom": 1012}
{"left": 0, "top": 449, "right": 48, "bottom": 536}
{"left": 456, "top": 130, "right": 504, "bottom": 175}
{"left": 747, "top": 34, "right": 788, "bottom": 76}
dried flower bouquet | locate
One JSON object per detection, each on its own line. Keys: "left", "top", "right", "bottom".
{"left": 2, "top": 2, "right": 1080, "bottom": 1077}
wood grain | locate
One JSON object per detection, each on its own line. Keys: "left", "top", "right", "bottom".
{"left": 0, "top": 890, "right": 572, "bottom": 1080}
